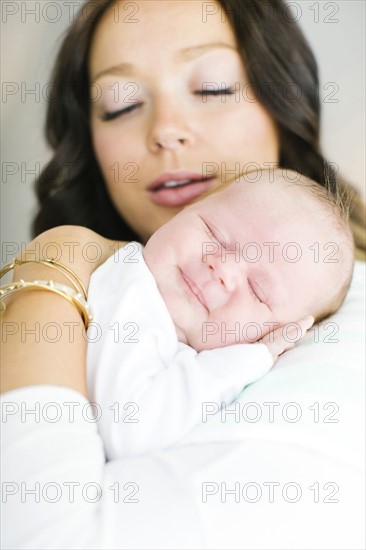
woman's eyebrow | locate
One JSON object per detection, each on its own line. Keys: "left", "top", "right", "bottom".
{"left": 91, "top": 42, "right": 236, "bottom": 81}
{"left": 92, "top": 63, "right": 136, "bottom": 82}
{"left": 177, "top": 42, "right": 237, "bottom": 61}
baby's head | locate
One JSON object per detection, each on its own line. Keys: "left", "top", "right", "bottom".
{"left": 143, "top": 169, "right": 354, "bottom": 351}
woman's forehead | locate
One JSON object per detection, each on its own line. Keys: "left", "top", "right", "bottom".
{"left": 89, "top": 0, "right": 237, "bottom": 75}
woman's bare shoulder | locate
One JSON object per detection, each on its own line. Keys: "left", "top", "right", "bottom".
{"left": 35, "top": 225, "right": 126, "bottom": 245}
{"left": 16, "top": 226, "right": 129, "bottom": 285}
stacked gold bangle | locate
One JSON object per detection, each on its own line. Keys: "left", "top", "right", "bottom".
{"left": 0, "top": 258, "right": 92, "bottom": 329}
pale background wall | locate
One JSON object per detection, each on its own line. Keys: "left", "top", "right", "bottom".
{"left": 1, "top": 0, "right": 365, "bottom": 261}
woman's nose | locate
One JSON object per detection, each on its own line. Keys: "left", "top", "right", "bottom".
{"left": 147, "top": 97, "right": 193, "bottom": 153}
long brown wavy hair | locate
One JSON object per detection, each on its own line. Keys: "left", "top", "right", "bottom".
{"left": 32, "top": 0, "right": 365, "bottom": 258}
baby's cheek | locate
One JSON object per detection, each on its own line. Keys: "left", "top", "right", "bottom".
{"left": 196, "top": 322, "right": 239, "bottom": 350}
{"left": 176, "top": 326, "right": 188, "bottom": 345}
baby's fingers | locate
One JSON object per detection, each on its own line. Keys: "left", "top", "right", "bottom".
{"left": 289, "top": 315, "right": 315, "bottom": 342}
{"left": 260, "top": 315, "right": 314, "bottom": 362}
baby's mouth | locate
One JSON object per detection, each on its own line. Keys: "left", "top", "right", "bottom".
{"left": 180, "top": 269, "right": 208, "bottom": 311}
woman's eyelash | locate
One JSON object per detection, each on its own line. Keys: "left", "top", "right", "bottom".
{"left": 101, "top": 103, "right": 140, "bottom": 121}
{"left": 195, "top": 87, "right": 235, "bottom": 96}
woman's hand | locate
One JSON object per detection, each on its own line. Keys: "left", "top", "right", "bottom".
{"left": 259, "top": 316, "right": 315, "bottom": 363}
{"left": 1, "top": 225, "right": 127, "bottom": 396}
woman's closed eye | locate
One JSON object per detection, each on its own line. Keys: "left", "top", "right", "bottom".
{"left": 99, "top": 86, "right": 235, "bottom": 121}
{"left": 100, "top": 102, "right": 142, "bottom": 122}
{"left": 194, "top": 86, "right": 235, "bottom": 97}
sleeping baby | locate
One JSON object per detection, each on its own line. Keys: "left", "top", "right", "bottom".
{"left": 87, "top": 168, "right": 354, "bottom": 459}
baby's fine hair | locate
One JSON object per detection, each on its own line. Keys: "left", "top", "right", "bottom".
{"left": 272, "top": 167, "right": 355, "bottom": 321}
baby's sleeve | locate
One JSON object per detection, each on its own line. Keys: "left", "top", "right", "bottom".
{"left": 96, "top": 342, "right": 273, "bottom": 459}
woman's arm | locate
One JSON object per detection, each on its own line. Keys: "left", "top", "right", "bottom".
{"left": 0, "top": 225, "right": 126, "bottom": 396}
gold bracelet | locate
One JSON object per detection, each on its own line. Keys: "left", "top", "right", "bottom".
{"left": 0, "top": 258, "right": 87, "bottom": 300}
{"left": 0, "top": 280, "right": 92, "bottom": 329}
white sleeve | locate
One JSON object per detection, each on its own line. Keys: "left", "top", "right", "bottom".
{"left": 0, "top": 385, "right": 203, "bottom": 550}
{"left": 95, "top": 342, "right": 273, "bottom": 459}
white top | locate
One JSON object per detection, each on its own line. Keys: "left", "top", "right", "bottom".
{"left": 86, "top": 243, "right": 273, "bottom": 459}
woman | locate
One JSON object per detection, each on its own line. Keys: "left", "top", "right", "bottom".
{"left": 32, "top": 0, "right": 365, "bottom": 253}
{"left": 1, "top": 1, "right": 365, "bottom": 547}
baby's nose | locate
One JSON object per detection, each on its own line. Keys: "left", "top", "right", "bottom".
{"left": 207, "top": 257, "right": 239, "bottom": 292}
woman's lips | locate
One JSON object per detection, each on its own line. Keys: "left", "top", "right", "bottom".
{"left": 148, "top": 172, "right": 216, "bottom": 207}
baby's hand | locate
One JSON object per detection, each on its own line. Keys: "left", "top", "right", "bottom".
{"left": 259, "top": 316, "right": 314, "bottom": 363}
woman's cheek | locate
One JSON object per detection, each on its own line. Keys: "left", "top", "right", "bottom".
{"left": 215, "top": 100, "right": 279, "bottom": 159}
{"left": 247, "top": 109, "right": 279, "bottom": 160}
{"left": 91, "top": 121, "right": 110, "bottom": 162}
{"left": 91, "top": 124, "right": 124, "bottom": 177}
{"left": 248, "top": 101, "right": 278, "bottom": 137}
{"left": 93, "top": 120, "right": 146, "bottom": 170}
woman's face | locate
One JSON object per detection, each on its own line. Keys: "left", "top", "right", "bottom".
{"left": 89, "top": 0, "right": 279, "bottom": 242}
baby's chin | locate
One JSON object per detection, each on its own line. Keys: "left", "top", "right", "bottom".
{"left": 176, "top": 328, "right": 222, "bottom": 352}
{"left": 174, "top": 326, "right": 212, "bottom": 352}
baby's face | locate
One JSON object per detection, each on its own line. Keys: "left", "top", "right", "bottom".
{"left": 143, "top": 174, "right": 344, "bottom": 351}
